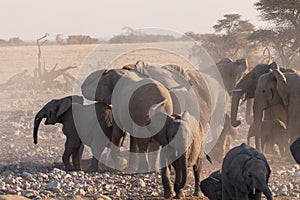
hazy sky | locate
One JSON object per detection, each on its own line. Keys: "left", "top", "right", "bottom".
{"left": 0, "top": 0, "right": 265, "bottom": 41}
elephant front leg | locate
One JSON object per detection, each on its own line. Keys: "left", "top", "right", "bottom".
{"left": 63, "top": 141, "right": 75, "bottom": 171}
{"left": 126, "top": 135, "right": 139, "bottom": 173}
{"left": 255, "top": 135, "right": 262, "bottom": 152}
{"left": 172, "top": 159, "right": 186, "bottom": 198}
{"left": 72, "top": 143, "right": 83, "bottom": 171}
{"left": 111, "top": 125, "right": 126, "bottom": 171}
{"left": 136, "top": 138, "right": 151, "bottom": 173}
{"left": 160, "top": 152, "right": 174, "bottom": 198}
{"left": 86, "top": 157, "right": 99, "bottom": 172}
{"left": 193, "top": 158, "right": 202, "bottom": 196}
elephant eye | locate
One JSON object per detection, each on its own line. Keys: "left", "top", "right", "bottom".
{"left": 262, "top": 90, "right": 265, "bottom": 93}
{"left": 248, "top": 174, "right": 252, "bottom": 178}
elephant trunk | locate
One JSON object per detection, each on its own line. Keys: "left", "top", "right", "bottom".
{"left": 231, "top": 89, "right": 245, "bottom": 127}
{"left": 253, "top": 99, "right": 264, "bottom": 152}
{"left": 175, "top": 154, "right": 187, "bottom": 193}
{"left": 33, "top": 109, "right": 46, "bottom": 144}
{"left": 256, "top": 181, "right": 273, "bottom": 200}
{"left": 245, "top": 99, "right": 254, "bottom": 124}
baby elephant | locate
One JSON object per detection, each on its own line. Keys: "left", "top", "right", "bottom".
{"left": 33, "top": 95, "right": 114, "bottom": 171}
{"left": 248, "top": 119, "right": 287, "bottom": 156}
{"left": 200, "top": 170, "right": 222, "bottom": 200}
{"left": 149, "top": 111, "right": 204, "bottom": 198}
{"left": 222, "top": 143, "right": 272, "bottom": 200}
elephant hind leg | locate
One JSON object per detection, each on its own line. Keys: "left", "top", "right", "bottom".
{"left": 72, "top": 142, "right": 83, "bottom": 171}
{"left": 193, "top": 158, "right": 202, "bottom": 196}
{"left": 63, "top": 142, "right": 75, "bottom": 171}
{"left": 136, "top": 138, "right": 151, "bottom": 172}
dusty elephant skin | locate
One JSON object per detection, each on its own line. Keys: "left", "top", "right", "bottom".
{"left": 33, "top": 95, "right": 114, "bottom": 171}
{"left": 209, "top": 113, "right": 237, "bottom": 162}
{"left": 252, "top": 64, "right": 300, "bottom": 147}
{"left": 248, "top": 119, "right": 288, "bottom": 156}
{"left": 149, "top": 111, "right": 204, "bottom": 199}
{"left": 216, "top": 57, "right": 248, "bottom": 95}
{"left": 230, "top": 62, "right": 293, "bottom": 151}
{"left": 222, "top": 143, "right": 272, "bottom": 200}
{"left": 81, "top": 68, "right": 173, "bottom": 172}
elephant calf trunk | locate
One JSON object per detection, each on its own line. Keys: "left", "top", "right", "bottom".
{"left": 33, "top": 110, "right": 45, "bottom": 144}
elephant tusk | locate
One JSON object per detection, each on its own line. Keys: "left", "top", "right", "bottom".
{"left": 231, "top": 88, "right": 244, "bottom": 93}
{"left": 209, "top": 176, "right": 219, "bottom": 182}
{"left": 253, "top": 188, "right": 256, "bottom": 195}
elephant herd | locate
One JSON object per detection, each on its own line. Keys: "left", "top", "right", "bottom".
{"left": 231, "top": 61, "right": 300, "bottom": 158}
{"left": 33, "top": 57, "right": 300, "bottom": 199}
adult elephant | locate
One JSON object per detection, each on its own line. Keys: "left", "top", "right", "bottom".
{"left": 81, "top": 67, "right": 173, "bottom": 172}
{"left": 252, "top": 64, "right": 300, "bottom": 146}
{"left": 216, "top": 58, "right": 248, "bottom": 95}
{"left": 230, "top": 62, "right": 293, "bottom": 150}
{"left": 121, "top": 61, "right": 225, "bottom": 157}
{"left": 189, "top": 45, "right": 248, "bottom": 96}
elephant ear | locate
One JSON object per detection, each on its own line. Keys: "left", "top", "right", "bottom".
{"left": 271, "top": 68, "right": 289, "bottom": 106}
{"left": 81, "top": 70, "right": 106, "bottom": 101}
{"left": 56, "top": 98, "right": 72, "bottom": 117}
{"left": 227, "top": 154, "right": 249, "bottom": 193}
{"left": 255, "top": 153, "right": 271, "bottom": 183}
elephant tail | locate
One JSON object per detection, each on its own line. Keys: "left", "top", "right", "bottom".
{"left": 33, "top": 109, "right": 45, "bottom": 144}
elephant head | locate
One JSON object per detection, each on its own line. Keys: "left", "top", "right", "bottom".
{"left": 216, "top": 58, "right": 248, "bottom": 94}
{"left": 33, "top": 95, "right": 83, "bottom": 144}
{"left": 227, "top": 148, "right": 272, "bottom": 199}
{"left": 231, "top": 62, "right": 278, "bottom": 127}
{"left": 251, "top": 68, "right": 288, "bottom": 145}
{"left": 81, "top": 69, "right": 126, "bottom": 103}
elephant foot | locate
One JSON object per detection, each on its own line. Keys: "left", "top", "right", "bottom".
{"left": 125, "top": 166, "right": 137, "bottom": 174}
{"left": 164, "top": 190, "right": 175, "bottom": 199}
{"left": 85, "top": 164, "right": 99, "bottom": 172}
{"left": 174, "top": 190, "right": 185, "bottom": 199}
{"left": 193, "top": 190, "right": 201, "bottom": 197}
{"left": 65, "top": 166, "right": 75, "bottom": 171}
{"left": 117, "top": 158, "right": 128, "bottom": 171}
{"left": 85, "top": 157, "right": 99, "bottom": 172}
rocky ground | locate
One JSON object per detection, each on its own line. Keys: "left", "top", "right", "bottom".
{"left": 0, "top": 89, "right": 299, "bottom": 200}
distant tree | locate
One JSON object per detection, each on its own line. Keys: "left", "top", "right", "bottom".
{"left": 121, "top": 26, "right": 136, "bottom": 35}
{"left": 109, "top": 26, "right": 180, "bottom": 44}
{"left": 66, "top": 35, "right": 99, "bottom": 44}
{"left": 200, "top": 14, "right": 256, "bottom": 61}
{"left": 213, "top": 14, "right": 255, "bottom": 34}
{"left": 55, "top": 34, "right": 64, "bottom": 45}
{"left": 184, "top": 31, "right": 202, "bottom": 41}
{"left": 249, "top": 0, "right": 300, "bottom": 68}
{"left": 7, "top": 37, "right": 24, "bottom": 45}
{"left": 0, "top": 39, "right": 7, "bottom": 46}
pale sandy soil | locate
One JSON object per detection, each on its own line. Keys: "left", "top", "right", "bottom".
{"left": 0, "top": 43, "right": 298, "bottom": 200}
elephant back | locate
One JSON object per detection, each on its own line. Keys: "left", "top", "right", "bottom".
{"left": 124, "top": 63, "right": 212, "bottom": 126}
{"left": 111, "top": 70, "right": 173, "bottom": 134}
